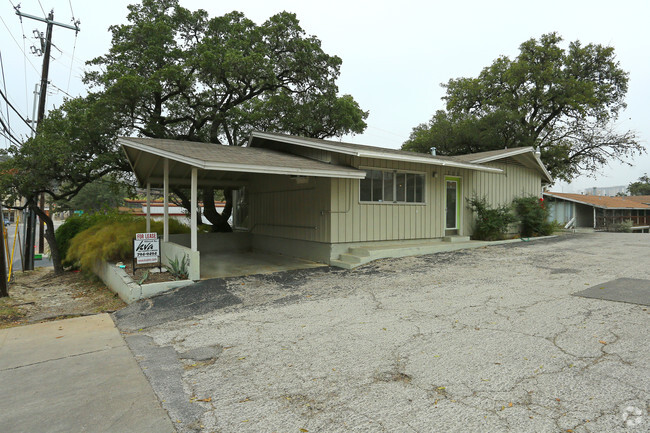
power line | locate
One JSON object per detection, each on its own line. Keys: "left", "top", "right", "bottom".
{"left": 0, "top": 51, "right": 10, "bottom": 137}
{"left": 66, "top": 30, "right": 78, "bottom": 92}
{"left": 0, "top": 88, "right": 36, "bottom": 133}
{"left": 0, "top": 118, "right": 21, "bottom": 146}
{"left": 0, "top": 14, "right": 40, "bottom": 75}
{"left": 37, "top": 0, "right": 46, "bottom": 16}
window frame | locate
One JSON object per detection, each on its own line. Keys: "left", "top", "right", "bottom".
{"left": 359, "top": 168, "right": 426, "bottom": 205}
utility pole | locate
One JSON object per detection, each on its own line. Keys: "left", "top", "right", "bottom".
{"left": 15, "top": 6, "right": 80, "bottom": 269}
{"left": 0, "top": 204, "right": 7, "bottom": 297}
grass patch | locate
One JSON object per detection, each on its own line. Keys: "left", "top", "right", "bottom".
{"left": 0, "top": 298, "right": 26, "bottom": 328}
{"left": 65, "top": 216, "right": 189, "bottom": 273}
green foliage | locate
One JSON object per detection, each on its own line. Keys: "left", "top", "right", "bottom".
{"left": 402, "top": 32, "right": 642, "bottom": 181}
{"left": 64, "top": 215, "right": 189, "bottom": 273}
{"left": 166, "top": 254, "right": 189, "bottom": 280}
{"left": 607, "top": 220, "right": 633, "bottom": 233}
{"left": 86, "top": 0, "right": 367, "bottom": 146}
{"left": 513, "top": 196, "right": 554, "bottom": 237}
{"left": 627, "top": 173, "right": 650, "bottom": 196}
{"left": 467, "top": 196, "right": 518, "bottom": 241}
{"left": 55, "top": 176, "right": 135, "bottom": 213}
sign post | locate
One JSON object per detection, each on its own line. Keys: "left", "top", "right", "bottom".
{"left": 133, "top": 232, "right": 161, "bottom": 274}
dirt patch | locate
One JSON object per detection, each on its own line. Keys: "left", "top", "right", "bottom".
{"left": 0, "top": 267, "right": 126, "bottom": 328}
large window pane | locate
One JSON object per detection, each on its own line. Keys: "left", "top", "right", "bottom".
{"left": 406, "top": 173, "right": 416, "bottom": 202}
{"left": 415, "top": 174, "right": 424, "bottom": 202}
{"left": 383, "top": 172, "right": 394, "bottom": 202}
{"left": 371, "top": 170, "right": 383, "bottom": 201}
{"left": 396, "top": 173, "right": 406, "bottom": 202}
{"left": 360, "top": 171, "right": 372, "bottom": 201}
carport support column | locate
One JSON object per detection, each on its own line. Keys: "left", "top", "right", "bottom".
{"left": 190, "top": 167, "right": 198, "bottom": 252}
{"left": 145, "top": 181, "right": 151, "bottom": 233}
{"left": 163, "top": 159, "right": 169, "bottom": 242}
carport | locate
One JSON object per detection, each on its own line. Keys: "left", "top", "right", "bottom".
{"left": 119, "top": 137, "right": 366, "bottom": 279}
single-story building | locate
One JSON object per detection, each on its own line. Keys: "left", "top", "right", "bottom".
{"left": 543, "top": 192, "right": 650, "bottom": 230}
{"left": 119, "top": 132, "right": 552, "bottom": 278}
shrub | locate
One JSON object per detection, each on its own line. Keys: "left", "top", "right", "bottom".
{"left": 607, "top": 220, "right": 633, "bottom": 233}
{"left": 513, "top": 196, "right": 554, "bottom": 237}
{"left": 467, "top": 196, "right": 518, "bottom": 241}
{"left": 55, "top": 212, "right": 136, "bottom": 265}
{"left": 64, "top": 216, "right": 189, "bottom": 273}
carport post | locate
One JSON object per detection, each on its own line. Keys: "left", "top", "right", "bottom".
{"left": 191, "top": 167, "right": 198, "bottom": 252}
{"left": 145, "top": 181, "right": 151, "bottom": 233}
{"left": 163, "top": 158, "right": 169, "bottom": 242}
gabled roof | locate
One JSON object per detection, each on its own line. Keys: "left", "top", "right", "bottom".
{"left": 119, "top": 137, "right": 366, "bottom": 188}
{"left": 625, "top": 195, "right": 650, "bottom": 205}
{"left": 248, "top": 131, "right": 502, "bottom": 173}
{"left": 543, "top": 192, "right": 650, "bottom": 210}
{"left": 454, "top": 147, "right": 553, "bottom": 183}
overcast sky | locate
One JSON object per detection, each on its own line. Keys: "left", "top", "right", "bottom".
{"left": 1, "top": 0, "right": 648, "bottom": 193}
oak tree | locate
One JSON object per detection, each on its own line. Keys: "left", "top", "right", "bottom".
{"left": 403, "top": 33, "right": 642, "bottom": 181}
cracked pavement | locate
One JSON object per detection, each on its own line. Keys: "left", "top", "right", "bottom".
{"left": 114, "top": 232, "right": 650, "bottom": 432}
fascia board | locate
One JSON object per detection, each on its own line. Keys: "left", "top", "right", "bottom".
{"left": 119, "top": 138, "right": 206, "bottom": 169}
{"left": 355, "top": 151, "right": 503, "bottom": 173}
{"left": 469, "top": 147, "right": 534, "bottom": 163}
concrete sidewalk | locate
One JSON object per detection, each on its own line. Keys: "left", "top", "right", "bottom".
{"left": 0, "top": 314, "right": 175, "bottom": 433}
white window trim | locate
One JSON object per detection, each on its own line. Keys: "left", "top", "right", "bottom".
{"left": 359, "top": 167, "right": 427, "bottom": 205}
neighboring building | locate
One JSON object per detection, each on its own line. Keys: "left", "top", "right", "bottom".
{"left": 120, "top": 132, "right": 552, "bottom": 278}
{"left": 544, "top": 192, "right": 650, "bottom": 229}
{"left": 583, "top": 185, "right": 627, "bottom": 196}
{"left": 121, "top": 199, "right": 226, "bottom": 225}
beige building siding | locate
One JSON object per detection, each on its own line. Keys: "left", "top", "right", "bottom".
{"left": 330, "top": 156, "right": 439, "bottom": 243}
{"left": 328, "top": 158, "right": 543, "bottom": 244}
{"left": 247, "top": 173, "right": 331, "bottom": 243}
{"left": 461, "top": 162, "right": 543, "bottom": 235}
{"left": 245, "top": 149, "right": 543, "bottom": 245}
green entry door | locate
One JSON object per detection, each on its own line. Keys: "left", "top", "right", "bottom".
{"left": 445, "top": 177, "right": 461, "bottom": 230}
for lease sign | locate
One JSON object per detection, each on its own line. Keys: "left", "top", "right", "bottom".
{"left": 134, "top": 232, "right": 160, "bottom": 264}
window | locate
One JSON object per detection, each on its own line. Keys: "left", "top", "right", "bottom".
{"left": 360, "top": 169, "right": 425, "bottom": 203}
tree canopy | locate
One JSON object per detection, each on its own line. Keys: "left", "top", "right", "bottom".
{"left": 85, "top": 0, "right": 367, "bottom": 146}
{"left": 0, "top": 0, "right": 367, "bottom": 272}
{"left": 627, "top": 174, "right": 650, "bottom": 196}
{"left": 0, "top": 94, "right": 129, "bottom": 273}
{"left": 402, "top": 33, "right": 642, "bottom": 182}
{"left": 84, "top": 0, "right": 367, "bottom": 229}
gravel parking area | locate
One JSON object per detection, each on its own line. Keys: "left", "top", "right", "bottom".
{"left": 116, "top": 232, "right": 650, "bottom": 433}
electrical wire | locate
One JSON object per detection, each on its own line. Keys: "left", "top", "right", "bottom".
{"left": 66, "top": 31, "right": 78, "bottom": 93}
{"left": 0, "top": 15, "right": 40, "bottom": 75}
{"left": 37, "top": 0, "right": 46, "bottom": 17}
{"left": 0, "top": 51, "right": 10, "bottom": 136}
{"left": 49, "top": 82, "right": 73, "bottom": 98}
{"left": 0, "top": 88, "right": 36, "bottom": 133}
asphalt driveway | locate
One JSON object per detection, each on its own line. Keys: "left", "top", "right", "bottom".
{"left": 114, "top": 232, "right": 650, "bottom": 433}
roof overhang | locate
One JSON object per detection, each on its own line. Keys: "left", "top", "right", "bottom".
{"left": 248, "top": 131, "right": 503, "bottom": 174}
{"left": 543, "top": 192, "right": 650, "bottom": 210}
{"left": 119, "top": 137, "right": 367, "bottom": 188}
{"left": 467, "top": 148, "right": 553, "bottom": 184}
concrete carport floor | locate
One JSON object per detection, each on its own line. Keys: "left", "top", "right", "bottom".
{"left": 199, "top": 251, "right": 325, "bottom": 279}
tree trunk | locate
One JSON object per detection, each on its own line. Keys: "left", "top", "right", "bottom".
{"left": 32, "top": 204, "right": 63, "bottom": 275}
{"left": 202, "top": 187, "right": 232, "bottom": 232}
{"left": 171, "top": 187, "right": 202, "bottom": 228}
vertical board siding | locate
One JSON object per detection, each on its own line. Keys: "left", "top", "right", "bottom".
{"left": 248, "top": 174, "right": 331, "bottom": 242}
{"left": 330, "top": 158, "right": 543, "bottom": 244}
